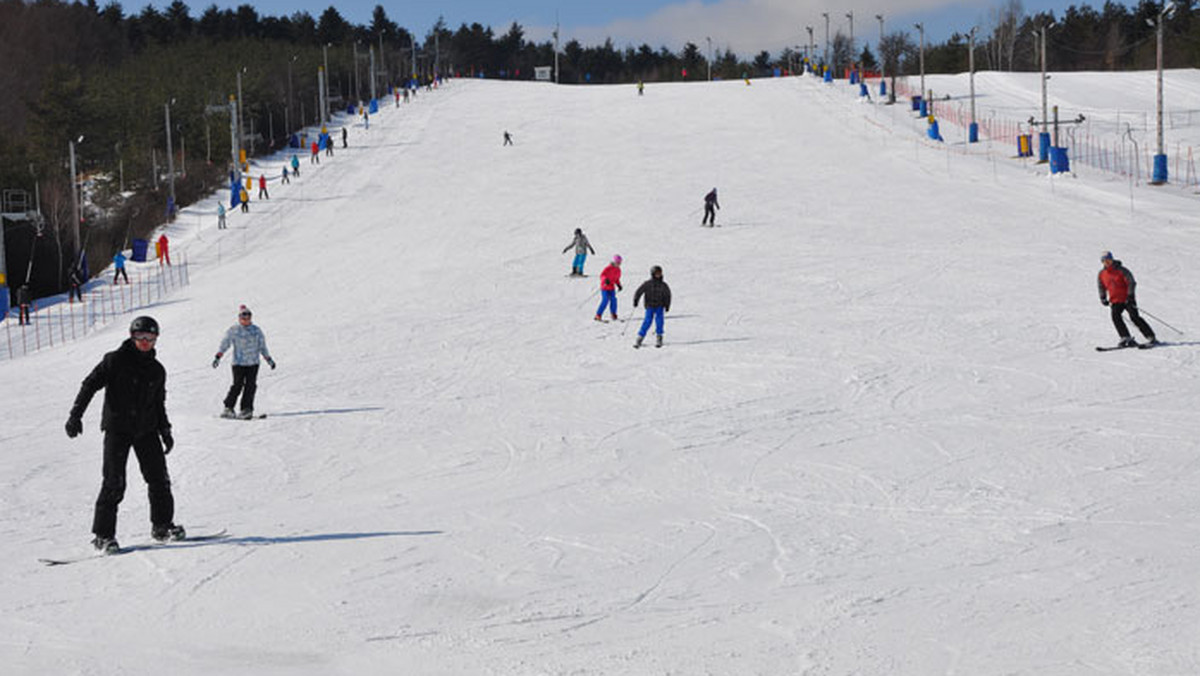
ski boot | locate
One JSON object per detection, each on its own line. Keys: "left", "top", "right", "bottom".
{"left": 655, "top": 334, "right": 663, "bottom": 348}
{"left": 92, "top": 536, "right": 120, "bottom": 554}
{"left": 1119, "top": 336, "right": 1138, "bottom": 348}
{"left": 634, "top": 334, "right": 645, "bottom": 349}
{"left": 152, "top": 524, "right": 187, "bottom": 542}
{"left": 610, "top": 314, "right": 618, "bottom": 321}
{"left": 237, "top": 409, "right": 254, "bottom": 420}
{"left": 221, "top": 407, "right": 237, "bottom": 419}
{"left": 594, "top": 315, "right": 604, "bottom": 322}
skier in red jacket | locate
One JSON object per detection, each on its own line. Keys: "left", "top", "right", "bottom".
{"left": 1098, "top": 251, "right": 1157, "bottom": 347}
{"left": 594, "top": 255, "right": 623, "bottom": 321}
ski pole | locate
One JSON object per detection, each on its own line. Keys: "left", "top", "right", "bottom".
{"left": 1140, "top": 308, "right": 1184, "bottom": 335}
{"left": 576, "top": 287, "right": 600, "bottom": 309}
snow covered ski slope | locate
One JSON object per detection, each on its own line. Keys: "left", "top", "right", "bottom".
{"left": 3, "top": 73, "right": 1200, "bottom": 674}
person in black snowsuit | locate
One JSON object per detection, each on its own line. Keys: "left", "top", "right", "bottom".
{"left": 633, "top": 265, "right": 672, "bottom": 348}
{"left": 342, "top": 127, "right": 348, "bottom": 148}
{"left": 16, "top": 284, "right": 31, "bottom": 325}
{"left": 702, "top": 188, "right": 720, "bottom": 226}
{"left": 69, "top": 265, "right": 85, "bottom": 303}
{"left": 503, "top": 131, "right": 513, "bottom": 146}
{"left": 65, "top": 316, "right": 184, "bottom": 553}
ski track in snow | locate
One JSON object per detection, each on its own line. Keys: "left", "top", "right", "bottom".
{"left": 4, "top": 72, "right": 1200, "bottom": 674}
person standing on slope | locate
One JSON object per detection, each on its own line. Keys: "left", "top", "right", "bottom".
{"left": 212, "top": 305, "right": 276, "bottom": 419}
{"left": 1098, "top": 251, "right": 1157, "bottom": 348}
{"left": 595, "top": 255, "right": 624, "bottom": 321}
{"left": 562, "top": 228, "right": 596, "bottom": 276}
{"left": 65, "top": 316, "right": 184, "bottom": 553}
{"left": 702, "top": 188, "right": 720, "bottom": 227}
{"left": 113, "top": 250, "right": 129, "bottom": 284}
{"left": 633, "top": 265, "right": 672, "bottom": 348}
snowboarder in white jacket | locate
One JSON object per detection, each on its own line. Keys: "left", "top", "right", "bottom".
{"left": 212, "top": 305, "right": 275, "bottom": 419}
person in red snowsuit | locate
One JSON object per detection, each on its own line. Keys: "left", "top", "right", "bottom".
{"left": 157, "top": 234, "right": 170, "bottom": 266}
{"left": 257, "top": 174, "right": 269, "bottom": 200}
{"left": 1097, "top": 251, "right": 1157, "bottom": 347}
{"left": 310, "top": 141, "right": 320, "bottom": 164}
{"left": 594, "top": 255, "right": 624, "bottom": 321}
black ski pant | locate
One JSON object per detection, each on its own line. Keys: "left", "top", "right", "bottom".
{"left": 93, "top": 431, "right": 174, "bottom": 539}
{"left": 113, "top": 268, "right": 128, "bottom": 284}
{"left": 1111, "top": 302, "right": 1155, "bottom": 340}
{"left": 703, "top": 204, "right": 716, "bottom": 225}
{"left": 224, "top": 364, "right": 260, "bottom": 412}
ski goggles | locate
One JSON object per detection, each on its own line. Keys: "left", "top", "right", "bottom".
{"left": 239, "top": 312, "right": 252, "bottom": 319}
{"left": 131, "top": 332, "right": 157, "bottom": 344}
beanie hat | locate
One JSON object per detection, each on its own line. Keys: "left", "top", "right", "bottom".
{"left": 1100, "top": 251, "right": 1113, "bottom": 262}
{"left": 239, "top": 304, "right": 252, "bottom": 316}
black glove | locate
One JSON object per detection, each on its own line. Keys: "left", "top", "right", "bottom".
{"left": 1101, "top": 299, "right": 1110, "bottom": 306}
{"left": 65, "top": 415, "right": 83, "bottom": 438}
{"left": 617, "top": 284, "right": 623, "bottom": 292}
{"left": 266, "top": 357, "right": 276, "bottom": 370}
{"left": 212, "top": 353, "right": 222, "bottom": 368}
{"left": 161, "top": 430, "right": 174, "bottom": 454}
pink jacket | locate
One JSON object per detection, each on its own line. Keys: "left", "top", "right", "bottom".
{"left": 599, "top": 264, "right": 622, "bottom": 292}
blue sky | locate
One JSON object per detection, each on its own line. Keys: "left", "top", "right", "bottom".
{"left": 150, "top": 0, "right": 1100, "bottom": 56}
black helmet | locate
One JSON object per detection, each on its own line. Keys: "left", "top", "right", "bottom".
{"left": 574, "top": 228, "right": 582, "bottom": 235}
{"left": 650, "top": 265, "right": 663, "bottom": 277}
{"left": 129, "top": 316, "right": 159, "bottom": 335}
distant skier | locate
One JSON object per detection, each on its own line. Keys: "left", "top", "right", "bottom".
{"left": 633, "top": 265, "right": 672, "bottom": 348}
{"left": 291, "top": 154, "right": 300, "bottom": 177}
{"left": 342, "top": 127, "right": 348, "bottom": 148}
{"left": 637, "top": 81, "right": 644, "bottom": 96}
{"left": 218, "top": 202, "right": 227, "bottom": 229}
{"left": 1098, "top": 251, "right": 1157, "bottom": 348}
{"left": 562, "top": 228, "right": 596, "bottom": 277}
{"left": 281, "top": 165, "right": 290, "bottom": 184}
{"left": 65, "top": 315, "right": 184, "bottom": 553}
{"left": 16, "top": 283, "right": 31, "bottom": 324}
{"left": 594, "top": 255, "right": 624, "bottom": 321}
{"left": 503, "top": 130, "right": 513, "bottom": 146}
{"left": 69, "top": 265, "right": 84, "bottom": 303}
{"left": 157, "top": 233, "right": 170, "bottom": 266}
{"left": 113, "top": 251, "right": 129, "bottom": 284}
{"left": 212, "top": 305, "right": 275, "bottom": 419}
{"left": 239, "top": 187, "right": 250, "bottom": 213}
{"left": 702, "top": 188, "right": 720, "bottom": 226}
{"left": 258, "top": 174, "right": 269, "bottom": 200}
{"left": 310, "top": 141, "right": 319, "bottom": 164}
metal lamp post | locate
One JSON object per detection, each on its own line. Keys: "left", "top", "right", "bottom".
{"left": 846, "top": 10, "right": 854, "bottom": 65}
{"left": 706, "top": 36, "right": 712, "bottom": 81}
{"left": 1036, "top": 21, "right": 1056, "bottom": 163}
{"left": 968, "top": 26, "right": 979, "bottom": 142}
{"left": 876, "top": 14, "right": 885, "bottom": 97}
{"left": 323, "top": 43, "right": 331, "bottom": 124}
{"left": 822, "top": 12, "right": 830, "bottom": 69}
{"left": 915, "top": 23, "right": 925, "bottom": 115}
{"left": 805, "top": 26, "right": 814, "bottom": 72}
{"left": 164, "top": 99, "right": 175, "bottom": 216}
{"left": 69, "top": 135, "right": 84, "bottom": 253}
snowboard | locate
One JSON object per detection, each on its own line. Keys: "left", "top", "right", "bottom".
{"left": 40, "top": 530, "right": 230, "bottom": 566}
{"left": 218, "top": 412, "right": 268, "bottom": 420}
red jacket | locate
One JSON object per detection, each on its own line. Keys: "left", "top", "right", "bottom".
{"left": 1098, "top": 261, "right": 1135, "bottom": 304}
{"left": 599, "top": 264, "right": 622, "bottom": 292}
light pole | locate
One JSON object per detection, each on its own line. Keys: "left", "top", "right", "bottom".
{"left": 1149, "top": 2, "right": 1175, "bottom": 184}
{"left": 915, "top": 23, "right": 925, "bottom": 114}
{"left": 68, "top": 135, "right": 83, "bottom": 253}
{"left": 1036, "top": 21, "right": 1056, "bottom": 162}
{"left": 846, "top": 10, "right": 854, "bottom": 66}
{"left": 286, "top": 55, "right": 296, "bottom": 135}
{"left": 236, "top": 67, "right": 246, "bottom": 163}
{"left": 968, "top": 27, "right": 979, "bottom": 142}
{"left": 164, "top": 99, "right": 176, "bottom": 218}
{"left": 805, "top": 26, "right": 814, "bottom": 71}
{"left": 822, "top": 12, "right": 830, "bottom": 69}
{"left": 353, "top": 41, "right": 360, "bottom": 102}
{"left": 323, "top": 43, "right": 331, "bottom": 124}
{"left": 706, "top": 36, "right": 712, "bottom": 81}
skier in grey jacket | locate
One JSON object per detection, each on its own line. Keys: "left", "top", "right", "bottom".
{"left": 562, "top": 228, "right": 596, "bottom": 276}
{"left": 212, "top": 305, "right": 275, "bottom": 418}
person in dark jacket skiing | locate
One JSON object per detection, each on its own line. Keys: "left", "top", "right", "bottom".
{"left": 65, "top": 316, "right": 183, "bottom": 553}
{"left": 16, "top": 283, "right": 32, "bottom": 324}
{"left": 633, "top": 265, "right": 672, "bottom": 348}
{"left": 562, "top": 228, "right": 596, "bottom": 276}
{"left": 69, "top": 265, "right": 85, "bottom": 303}
{"left": 1098, "top": 251, "right": 1157, "bottom": 347}
{"left": 213, "top": 305, "right": 275, "bottom": 419}
{"left": 702, "top": 188, "right": 720, "bottom": 226}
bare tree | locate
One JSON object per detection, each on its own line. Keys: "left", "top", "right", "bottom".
{"left": 988, "top": 0, "right": 1023, "bottom": 71}
{"left": 878, "top": 31, "right": 916, "bottom": 103}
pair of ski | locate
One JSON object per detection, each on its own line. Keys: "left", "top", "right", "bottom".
{"left": 1095, "top": 341, "right": 1161, "bottom": 352}
{"left": 39, "top": 530, "right": 230, "bottom": 566}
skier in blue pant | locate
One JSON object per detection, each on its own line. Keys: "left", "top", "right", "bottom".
{"left": 562, "top": 228, "right": 595, "bottom": 277}
{"left": 633, "top": 265, "right": 671, "bottom": 348}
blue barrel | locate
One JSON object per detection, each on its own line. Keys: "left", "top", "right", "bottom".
{"left": 879, "top": 80, "right": 887, "bottom": 97}
{"left": 1050, "top": 146, "right": 1070, "bottom": 174}
{"left": 131, "top": 239, "right": 149, "bottom": 262}
{"left": 911, "top": 95, "right": 922, "bottom": 112}
{"left": 968, "top": 122, "right": 979, "bottom": 144}
{"left": 859, "top": 83, "right": 868, "bottom": 97}
{"left": 823, "top": 69, "right": 833, "bottom": 83}
{"left": 1152, "top": 153, "right": 1168, "bottom": 183}
{"left": 919, "top": 100, "right": 928, "bottom": 117}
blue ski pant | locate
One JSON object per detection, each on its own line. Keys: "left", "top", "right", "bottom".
{"left": 572, "top": 253, "right": 587, "bottom": 273}
{"left": 596, "top": 289, "right": 618, "bottom": 317}
{"left": 638, "top": 306, "right": 665, "bottom": 337}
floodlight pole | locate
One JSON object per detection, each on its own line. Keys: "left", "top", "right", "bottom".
{"left": 164, "top": 100, "right": 175, "bottom": 210}
{"left": 876, "top": 14, "right": 884, "bottom": 82}
{"left": 969, "top": 26, "right": 978, "bottom": 141}
{"left": 1150, "top": 3, "right": 1174, "bottom": 183}
{"left": 706, "top": 36, "right": 712, "bottom": 81}
{"left": 822, "top": 12, "right": 830, "bottom": 68}
{"left": 915, "top": 23, "right": 925, "bottom": 105}
{"left": 806, "top": 26, "right": 814, "bottom": 70}
{"left": 323, "top": 43, "right": 331, "bottom": 123}
{"left": 846, "top": 10, "right": 854, "bottom": 64}
{"left": 68, "top": 135, "right": 83, "bottom": 252}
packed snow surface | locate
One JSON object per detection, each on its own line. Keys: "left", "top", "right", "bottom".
{"left": 3, "top": 72, "right": 1200, "bottom": 675}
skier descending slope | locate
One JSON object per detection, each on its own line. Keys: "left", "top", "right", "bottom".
{"left": 562, "top": 228, "right": 596, "bottom": 276}
{"left": 1097, "top": 251, "right": 1157, "bottom": 349}
{"left": 595, "top": 255, "right": 624, "bottom": 321}
{"left": 213, "top": 305, "right": 276, "bottom": 419}
{"left": 702, "top": 187, "right": 720, "bottom": 226}
{"left": 65, "top": 316, "right": 184, "bottom": 553}
{"left": 633, "top": 265, "right": 672, "bottom": 348}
